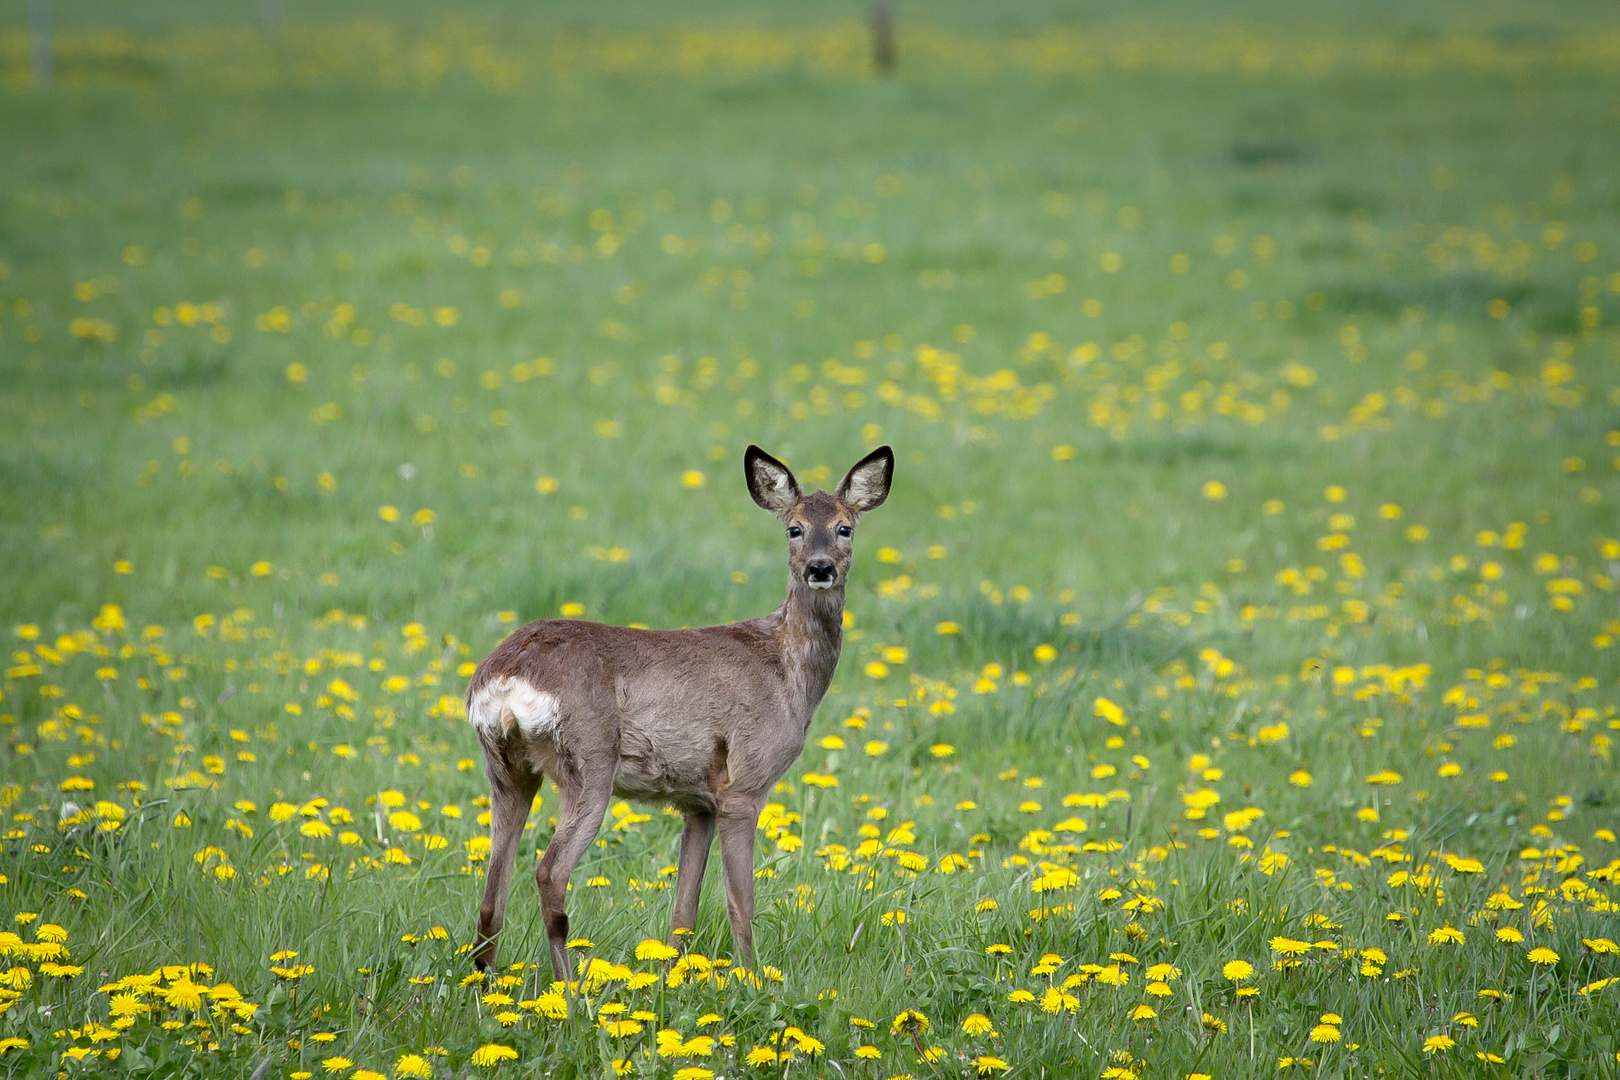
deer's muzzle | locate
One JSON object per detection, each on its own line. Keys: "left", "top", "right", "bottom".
{"left": 805, "top": 559, "right": 837, "bottom": 589}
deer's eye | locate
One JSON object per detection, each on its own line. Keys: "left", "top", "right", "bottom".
{"left": 787, "top": 526, "right": 803, "bottom": 539}
{"left": 837, "top": 525, "right": 852, "bottom": 538}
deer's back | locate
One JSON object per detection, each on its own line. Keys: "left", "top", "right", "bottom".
{"left": 466, "top": 619, "right": 803, "bottom": 807}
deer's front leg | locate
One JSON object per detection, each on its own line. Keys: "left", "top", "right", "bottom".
{"left": 670, "top": 811, "right": 716, "bottom": 948}
{"left": 716, "top": 798, "right": 763, "bottom": 970}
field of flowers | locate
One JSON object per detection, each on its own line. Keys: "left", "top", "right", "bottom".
{"left": 2, "top": 1, "right": 1619, "bottom": 1076}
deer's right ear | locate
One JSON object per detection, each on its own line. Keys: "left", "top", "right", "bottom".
{"left": 744, "top": 445, "right": 801, "bottom": 514}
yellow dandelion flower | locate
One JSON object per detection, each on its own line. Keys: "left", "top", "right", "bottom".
{"left": 394, "top": 1054, "right": 433, "bottom": 1078}
{"left": 891, "top": 1009, "right": 930, "bottom": 1035}
{"left": 109, "top": 992, "right": 146, "bottom": 1017}
{"left": 164, "top": 981, "right": 204, "bottom": 1010}
{"left": 635, "top": 939, "right": 679, "bottom": 962}
{"left": 468, "top": 1044, "right": 518, "bottom": 1067}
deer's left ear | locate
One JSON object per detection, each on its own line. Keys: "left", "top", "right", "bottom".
{"left": 835, "top": 445, "right": 894, "bottom": 513}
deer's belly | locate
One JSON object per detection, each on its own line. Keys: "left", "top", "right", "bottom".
{"left": 611, "top": 738, "right": 715, "bottom": 805}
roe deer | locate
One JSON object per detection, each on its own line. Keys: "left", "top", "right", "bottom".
{"left": 466, "top": 444, "right": 894, "bottom": 982}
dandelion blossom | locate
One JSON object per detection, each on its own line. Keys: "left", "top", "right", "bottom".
{"left": 1527, "top": 947, "right": 1559, "bottom": 965}
{"left": 395, "top": 1055, "right": 433, "bottom": 1078}
{"left": 110, "top": 993, "right": 146, "bottom": 1017}
{"left": 792, "top": 1035, "right": 824, "bottom": 1056}
{"left": 1222, "top": 960, "right": 1254, "bottom": 981}
{"left": 635, "top": 939, "right": 678, "bottom": 962}
{"left": 891, "top": 1009, "right": 930, "bottom": 1035}
{"left": 469, "top": 1044, "right": 518, "bottom": 1067}
{"left": 164, "top": 981, "right": 205, "bottom": 1010}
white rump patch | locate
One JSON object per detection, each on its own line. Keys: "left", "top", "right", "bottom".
{"left": 467, "top": 676, "right": 561, "bottom": 739}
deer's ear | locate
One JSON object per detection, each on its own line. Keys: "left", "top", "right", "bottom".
{"left": 836, "top": 445, "right": 894, "bottom": 513}
{"left": 745, "top": 445, "right": 801, "bottom": 514}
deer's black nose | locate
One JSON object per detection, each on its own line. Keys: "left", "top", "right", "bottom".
{"left": 805, "top": 558, "right": 836, "bottom": 585}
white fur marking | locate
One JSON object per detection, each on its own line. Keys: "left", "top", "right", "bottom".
{"left": 468, "top": 676, "right": 561, "bottom": 739}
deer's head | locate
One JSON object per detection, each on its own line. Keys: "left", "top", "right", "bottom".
{"left": 745, "top": 445, "right": 894, "bottom": 593}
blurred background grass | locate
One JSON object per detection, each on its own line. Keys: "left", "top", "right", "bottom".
{"left": 3, "top": 0, "right": 1615, "bottom": 655}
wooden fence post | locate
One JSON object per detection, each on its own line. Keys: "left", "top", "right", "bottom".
{"left": 30, "top": 0, "right": 53, "bottom": 90}
{"left": 872, "top": 1, "right": 895, "bottom": 76}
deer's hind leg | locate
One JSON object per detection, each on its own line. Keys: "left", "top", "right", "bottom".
{"left": 474, "top": 742, "right": 541, "bottom": 972}
{"left": 669, "top": 811, "right": 717, "bottom": 948}
{"left": 535, "top": 762, "right": 614, "bottom": 988}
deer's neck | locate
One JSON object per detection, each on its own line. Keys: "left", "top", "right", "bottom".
{"left": 771, "top": 583, "right": 844, "bottom": 720}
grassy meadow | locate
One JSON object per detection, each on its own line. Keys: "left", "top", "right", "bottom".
{"left": 3, "top": 1, "right": 1620, "bottom": 1076}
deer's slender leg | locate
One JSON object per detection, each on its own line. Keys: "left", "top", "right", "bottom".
{"left": 716, "top": 796, "right": 764, "bottom": 970}
{"left": 536, "top": 772, "right": 613, "bottom": 987}
{"left": 669, "top": 811, "right": 716, "bottom": 947}
{"left": 473, "top": 759, "right": 540, "bottom": 972}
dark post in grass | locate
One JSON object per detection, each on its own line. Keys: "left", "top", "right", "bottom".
{"left": 30, "top": 0, "right": 52, "bottom": 89}
{"left": 872, "top": 1, "right": 895, "bottom": 76}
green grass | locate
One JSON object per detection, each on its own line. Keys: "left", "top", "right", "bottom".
{"left": 2, "top": 1, "right": 1620, "bottom": 1076}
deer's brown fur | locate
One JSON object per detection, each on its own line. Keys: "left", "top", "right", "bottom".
{"left": 466, "top": 445, "right": 893, "bottom": 982}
